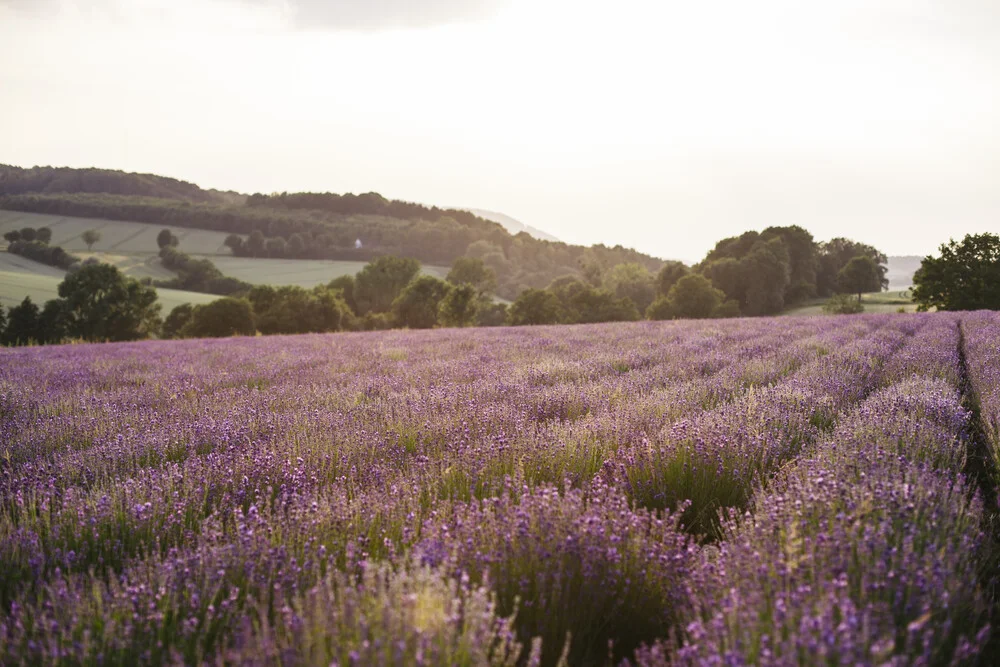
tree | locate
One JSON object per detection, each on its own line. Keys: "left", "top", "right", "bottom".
{"left": 912, "top": 233, "right": 1000, "bottom": 311}
{"left": 57, "top": 263, "right": 161, "bottom": 341}
{"left": 605, "top": 263, "right": 656, "bottom": 314}
{"left": 247, "top": 230, "right": 266, "bottom": 257}
{"left": 287, "top": 233, "right": 307, "bottom": 257}
{"left": 547, "top": 276, "right": 589, "bottom": 308}
{"left": 183, "top": 298, "right": 256, "bottom": 338}
{"left": 580, "top": 260, "right": 604, "bottom": 287}
{"left": 712, "top": 299, "right": 742, "bottom": 318}
{"left": 35, "top": 227, "right": 52, "bottom": 244}
{"left": 327, "top": 275, "right": 357, "bottom": 313}
{"left": 255, "top": 286, "right": 346, "bottom": 335}
{"left": 817, "top": 238, "right": 888, "bottom": 296}
{"left": 391, "top": 275, "right": 451, "bottom": 329}
{"left": 761, "top": 225, "right": 818, "bottom": 304}
{"left": 698, "top": 234, "right": 791, "bottom": 316}
{"left": 655, "top": 261, "right": 689, "bottom": 297}
{"left": 567, "top": 287, "right": 640, "bottom": 323}
{"left": 438, "top": 283, "right": 479, "bottom": 327}
{"left": 264, "top": 237, "right": 286, "bottom": 258}
{"left": 354, "top": 256, "right": 421, "bottom": 315}
{"left": 4, "top": 230, "right": 21, "bottom": 243}
{"left": 476, "top": 301, "right": 508, "bottom": 327}
{"left": 38, "top": 299, "right": 72, "bottom": 343}
{"left": 1, "top": 297, "right": 42, "bottom": 346}
{"left": 645, "top": 295, "right": 675, "bottom": 320}
{"left": 0, "top": 304, "right": 6, "bottom": 339}
{"left": 703, "top": 257, "right": 745, "bottom": 305}
{"left": 162, "top": 303, "right": 194, "bottom": 338}
{"left": 741, "top": 238, "right": 791, "bottom": 316}
{"left": 81, "top": 229, "right": 101, "bottom": 251}
{"left": 665, "top": 273, "right": 724, "bottom": 319}
{"left": 837, "top": 255, "right": 882, "bottom": 303}
{"left": 508, "top": 288, "right": 565, "bottom": 326}
{"left": 823, "top": 294, "right": 865, "bottom": 315}
{"left": 446, "top": 256, "right": 497, "bottom": 296}
{"left": 157, "top": 228, "right": 179, "bottom": 249}
{"left": 19, "top": 227, "right": 37, "bottom": 242}
{"left": 224, "top": 234, "right": 245, "bottom": 255}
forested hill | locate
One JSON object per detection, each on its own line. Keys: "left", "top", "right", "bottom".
{"left": 0, "top": 164, "right": 242, "bottom": 204}
{"left": 0, "top": 164, "right": 662, "bottom": 299}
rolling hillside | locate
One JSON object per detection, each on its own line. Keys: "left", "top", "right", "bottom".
{"left": 0, "top": 165, "right": 666, "bottom": 300}
{"left": 0, "top": 251, "right": 219, "bottom": 310}
{"left": 0, "top": 210, "right": 450, "bottom": 308}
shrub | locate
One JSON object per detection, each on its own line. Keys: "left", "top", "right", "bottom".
{"left": 823, "top": 293, "right": 864, "bottom": 314}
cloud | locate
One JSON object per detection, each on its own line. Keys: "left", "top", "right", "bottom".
{"left": 0, "top": 0, "right": 510, "bottom": 29}
{"left": 248, "top": 0, "right": 510, "bottom": 30}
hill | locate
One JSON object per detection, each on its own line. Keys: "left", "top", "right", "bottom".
{"left": 460, "top": 208, "right": 561, "bottom": 242}
{"left": 0, "top": 210, "right": 450, "bottom": 307}
{"left": 0, "top": 164, "right": 235, "bottom": 204}
{"left": 0, "top": 165, "right": 665, "bottom": 300}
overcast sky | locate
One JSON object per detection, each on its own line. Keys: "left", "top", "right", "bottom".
{"left": 2, "top": 0, "right": 998, "bottom": 262}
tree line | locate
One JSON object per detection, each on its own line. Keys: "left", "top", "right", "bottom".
{"left": 0, "top": 164, "right": 235, "bottom": 203}
{"left": 503, "top": 226, "right": 889, "bottom": 323}
{"left": 4, "top": 226, "right": 80, "bottom": 270}
{"left": 0, "top": 232, "right": 893, "bottom": 348}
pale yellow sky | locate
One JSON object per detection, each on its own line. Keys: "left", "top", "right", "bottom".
{"left": 1, "top": 0, "right": 998, "bottom": 262}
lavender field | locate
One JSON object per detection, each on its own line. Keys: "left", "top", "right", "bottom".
{"left": 2, "top": 312, "right": 999, "bottom": 665}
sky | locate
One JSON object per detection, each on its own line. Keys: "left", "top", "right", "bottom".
{"left": 1, "top": 0, "right": 998, "bottom": 263}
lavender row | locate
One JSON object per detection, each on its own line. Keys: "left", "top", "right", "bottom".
{"left": 0, "top": 317, "right": 887, "bottom": 664}
{"left": 651, "top": 315, "right": 993, "bottom": 665}
{"left": 0, "top": 314, "right": 967, "bottom": 666}
{"left": 961, "top": 311, "right": 1000, "bottom": 484}
{"left": 0, "top": 317, "right": 858, "bottom": 593}
{"left": 606, "top": 316, "right": 916, "bottom": 537}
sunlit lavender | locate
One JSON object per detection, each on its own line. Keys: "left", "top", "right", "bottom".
{"left": 1, "top": 313, "right": 997, "bottom": 665}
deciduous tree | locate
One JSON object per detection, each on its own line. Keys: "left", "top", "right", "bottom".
{"left": 664, "top": 273, "right": 724, "bottom": 319}
{"left": 446, "top": 256, "right": 497, "bottom": 296}
{"left": 912, "top": 233, "right": 1000, "bottom": 311}
{"left": 391, "top": 275, "right": 451, "bottom": 329}
{"left": 183, "top": 298, "right": 256, "bottom": 338}
{"left": 354, "top": 256, "right": 421, "bottom": 315}
{"left": 605, "top": 263, "right": 656, "bottom": 314}
{"left": 837, "top": 255, "right": 882, "bottom": 303}
{"left": 156, "top": 228, "right": 179, "bottom": 249}
{"left": 655, "top": 261, "right": 688, "bottom": 297}
{"left": 162, "top": 303, "right": 194, "bottom": 338}
{"left": 81, "top": 229, "right": 101, "bottom": 251}
{"left": 1, "top": 297, "right": 42, "bottom": 346}
{"left": 508, "top": 288, "right": 564, "bottom": 326}
{"left": 438, "top": 283, "right": 479, "bottom": 327}
{"left": 57, "top": 263, "right": 161, "bottom": 341}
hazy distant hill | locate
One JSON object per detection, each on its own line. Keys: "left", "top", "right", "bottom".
{"left": 886, "top": 255, "right": 922, "bottom": 290}
{"left": 461, "top": 208, "right": 561, "bottom": 243}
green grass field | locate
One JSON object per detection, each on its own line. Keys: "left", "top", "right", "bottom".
{"left": 0, "top": 210, "right": 449, "bottom": 287}
{"left": 782, "top": 290, "right": 918, "bottom": 316}
{"left": 1, "top": 210, "right": 451, "bottom": 309}
{"left": 0, "top": 253, "right": 219, "bottom": 310}
{"left": 0, "top": 210, "right": 232, "bottom": 255}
